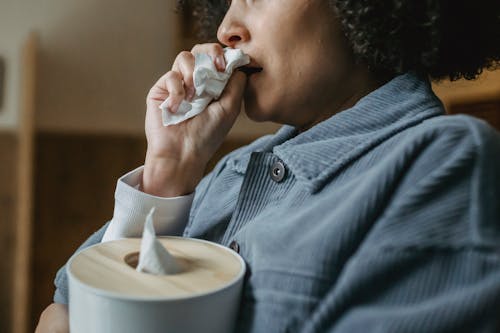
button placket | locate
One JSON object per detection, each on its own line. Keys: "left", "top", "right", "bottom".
{"left": 221, "top": 153, "right": 287, "bottom": 246}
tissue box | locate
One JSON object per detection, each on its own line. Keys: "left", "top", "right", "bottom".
{"left": 67, "top": 237, "right": 246, "bottom": 333}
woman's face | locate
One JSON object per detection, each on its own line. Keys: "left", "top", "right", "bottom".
{"left": 217, "top": 0, "right": 370, "bottom": 128}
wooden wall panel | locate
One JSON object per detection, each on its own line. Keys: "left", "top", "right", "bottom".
{"left": 0, "top": 133, "right": 18, "bottom": 333}
{"left": 13, "top": 32, "right": 36, "bottom": 333}
{"left": 31, "top": 133, "right": 147, "bottom": 330}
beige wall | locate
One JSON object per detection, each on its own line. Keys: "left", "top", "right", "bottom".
{"left": 0, "top": 0, "right": 281, "bottom": 138}
{"left": 1, "top": 0, "right": 181, "bottom": 134}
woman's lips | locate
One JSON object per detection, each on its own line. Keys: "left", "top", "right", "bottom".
{"left": 238, "top": 65, "right": 263, "bottom": 76}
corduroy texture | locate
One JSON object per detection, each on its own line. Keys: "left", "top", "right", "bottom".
{"left": 54, "top": 72, "right": 500, "bottom": 332}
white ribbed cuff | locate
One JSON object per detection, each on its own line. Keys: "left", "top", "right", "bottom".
{"left": 102, "top": 166, "right": 194, "bottom": 242}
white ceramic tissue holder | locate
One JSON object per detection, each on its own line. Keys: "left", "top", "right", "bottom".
{"left": 67, "top": 236, "right": 246, "bottom": 333}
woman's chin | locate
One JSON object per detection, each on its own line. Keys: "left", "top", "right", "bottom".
{"left": 243, "top": 105, "right": 273, "bottom": 123}
{"left": 243, "top": 97, "right": 276, "bottom": 122}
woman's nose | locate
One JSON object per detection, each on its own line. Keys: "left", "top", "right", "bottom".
{"left": 217, "top": 8, "right": 250, "bottom": 47}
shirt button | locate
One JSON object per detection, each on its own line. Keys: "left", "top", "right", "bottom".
{"left": 229, "top": 240, "right": 240, "bottom": 253}
{"left": 270, "top": 160, "right": 286, "bottom": 183}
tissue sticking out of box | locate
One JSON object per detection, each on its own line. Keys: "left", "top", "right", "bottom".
{"left": 136, "top": 207, "right": 181, "bottom": 275}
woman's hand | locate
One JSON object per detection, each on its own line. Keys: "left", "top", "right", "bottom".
{"left": 143, "top": 43, "right": 247, "bottom": 197}
{"left": 35, "top": 303, "right": 69, "bottom": 333}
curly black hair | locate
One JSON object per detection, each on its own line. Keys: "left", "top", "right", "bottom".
{"left": 179, "top": 0, "right": 500, "bottom": 81}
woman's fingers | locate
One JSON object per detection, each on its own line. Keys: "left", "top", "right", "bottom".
{"left": 149, "top": 43, "right": 226, "bottom": 112}
{"left": 35, "top": 303, "right": 69, "bottom": 333}
{"left": 163, "top": 71, "right": 187, "bottom": 113}
{"left": 191, "top": 43, "right": 226, "bottom": 71}
{"left": 147, "top": 70, "right": 186, "bottom": 113}
{"left": 172, "top": 51, "right": 195, "bottom": 101}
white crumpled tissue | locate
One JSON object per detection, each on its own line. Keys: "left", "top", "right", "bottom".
{"left": 160, "top": 48, "right": 250, "bottom": 126}
{"left": 136, "top": 207, "right": 181, "bottom": 275}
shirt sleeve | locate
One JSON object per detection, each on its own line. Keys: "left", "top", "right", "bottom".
{"left": 102, "top": 166, "right": 194, "bottom": 242}
{"left": 53, "top": 222, "right": 110, "bottom": 304}
{"left": 53, "top": 166, "right": 194, "bottom": 304}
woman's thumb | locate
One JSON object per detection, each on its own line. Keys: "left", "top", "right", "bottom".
{"left": 216, "top": 71, "right": 247, "bottom": 119}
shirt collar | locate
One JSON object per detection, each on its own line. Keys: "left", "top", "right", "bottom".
{"left": 229, "top": 72, "right": 444, "bottom": 192}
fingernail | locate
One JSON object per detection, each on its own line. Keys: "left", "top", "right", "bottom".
{"left": 216, "top": 55, "right": 226, "bottom": 71}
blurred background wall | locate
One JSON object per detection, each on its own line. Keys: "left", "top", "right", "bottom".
{"left": 1, "top": 0, "right": 181, "bottom": 134}
{"left": 0, "top": 1, "right": 498, "bottom": 333}
{"left": 0, "top": 1, "right": 186, "bottom": 332}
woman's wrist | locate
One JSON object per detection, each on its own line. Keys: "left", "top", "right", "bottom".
{"left": 142, "top": 154, "right": 204, "bottom": 197}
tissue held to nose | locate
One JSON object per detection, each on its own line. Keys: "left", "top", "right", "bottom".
{"left": 136, "top": 207, "right": 181, "bottom": 275}
{"left": 160, "top": 48, "right": 250, "bottom": 126}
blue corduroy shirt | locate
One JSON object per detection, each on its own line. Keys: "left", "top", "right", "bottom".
{"left": 55, "top": 73, "right": 500, "bottom": 332}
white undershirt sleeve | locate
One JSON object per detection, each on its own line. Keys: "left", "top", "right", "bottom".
{"left": 102, "top": 166, "right": 194, "bottom": 242}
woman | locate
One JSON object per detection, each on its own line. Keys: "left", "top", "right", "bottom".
{"left": 37, "top": 0, "right": 500, "bottom": 332}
